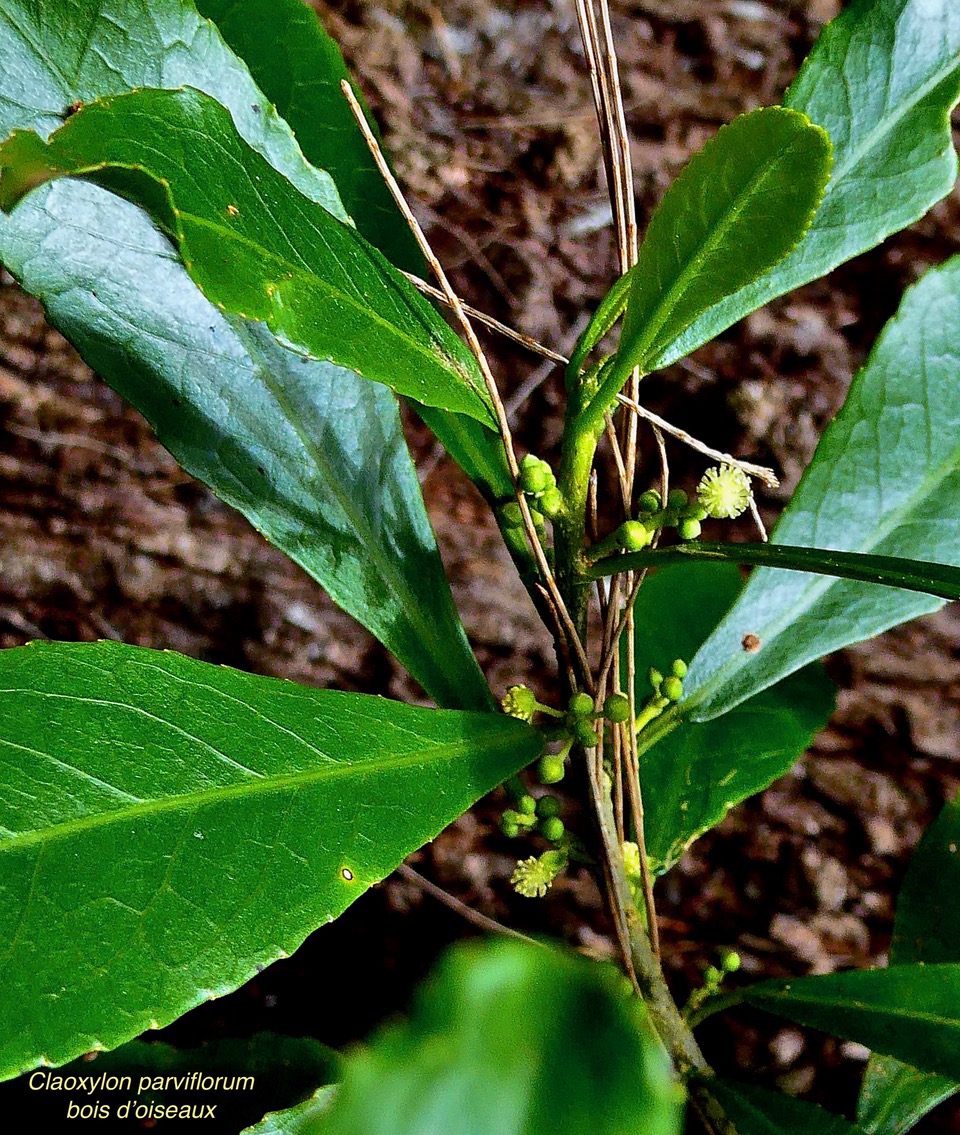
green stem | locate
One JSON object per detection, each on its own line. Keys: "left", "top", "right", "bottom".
{"left": 686, "top": 989, "right": 746, "bottom": 1030}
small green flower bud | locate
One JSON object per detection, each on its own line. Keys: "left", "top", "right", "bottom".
{"left": 618, "top": 520, "right": 652, "bottom": 551}
{"left": 667, "top": 488, "right": 689, "bottom": 509}
{"left": 517, "top": 794, "right": 537, "bottom": 816}
{"left": 637, "top": 489, "right": 661, "bottom": 512}
{"left": 501, "top": 809, "right": 520, "bottom": 835}
{"left": 539, "top": 816, "right": 565, "bottom": 842}
{"left": 568, "top": 691, "right": 594, "bottom": 718}
{"left": 519, "top": 454, "right": 550, "bottom": 495}
{"left": 662, "top": 675, "right": 684, "bottom": 701}
{"left": 721, "top": 950, "right": 741, "bottom": 973}
{"left": 501, "top": 501, "right": 524, "bottom": 527}
{"left": 697, "top": 464, "right": 752, "bottom": 519}
{"left": 648, "top": 667, "right": 663, "bottom": 690}
{"left": 603, "top": 693, "right": 631, "bottom": 723}
{"left": 538, "top": 753, "right": 566, "bottom": 784}
{"left": 681, "top": 504, "right": 709, "bottom": 522}
{"left": 704, "top": 965, "right": 723, "bottom": 986}
{"left": 536, "top": 795, "right": 561, "bottom": 819}
{"left": 671, "top": 659, "right": 688, "bottom": 679}
{"left": 678, "top": 518, "right": 701, "bottom": 541}
{"left": 574, "top": 719, "right": 601, "bottom": 748}
{"left": 501, "top": 684, "right": 537, "bottom": 721}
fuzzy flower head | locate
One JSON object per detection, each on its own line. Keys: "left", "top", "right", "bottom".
{"left": 696, "top": 465, "right": 752, "bottom": 520}
{"left": 501, "top": 684, "right": 537, "bottom": 722}
{"left": 510, "top": 850, "right": 567, "bottom": 898}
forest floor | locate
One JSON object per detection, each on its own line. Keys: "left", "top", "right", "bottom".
{"left": 2, "top": 0, "right": 959, "bottom": 1130}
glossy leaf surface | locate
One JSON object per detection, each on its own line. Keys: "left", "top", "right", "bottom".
{"left": 744, "top": 965, "right": 960, "bottom": 1081}
{"left": 629, "top": 563, "right": 833, "bottom": 873}
{"left": 858, "top": 794, "right": 960, "bottom": 1134}
{"left": 658, "top": 0, "right": 960, "bottom": 369}
{"left": 683, "top": 256, "right": 960, "bottom": 720}
{"left": 310, "top": 940, "right": 683, "bottom": 1135}
{"left": 592, "top": 107, "right": 830, "bottom": 412}
{"left": 705, "top": 1078, "right": 864, "bottom": 1135}
{"left": 0, "top": 87, "right": 494, "bottom": 426}
{"left": 195, "top": 0, "right": 421, "bottom": 272}
{"left": 0, "top": 641, "right": 541, "bottom": 1078}
{"left": 0, "top": 0, "right": 492, "bottom": 710}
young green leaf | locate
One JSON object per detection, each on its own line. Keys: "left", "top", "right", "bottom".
{"left": 0, "top": 0, "right": 493, "bottom": 711}
{"left": 702, "top": 1078, "right": 864, "bottom": 1135}
{"left": 857, "top": 794, "right": 960, "bottom": 1135}
{"left": 592, "top": 542, "right": 960, "bottom": 602}
{"left": 307, "top": 939, "right": 683, "bottom": 1135}
{"left": 194, "top": 0, "right": 422, "bottom": 273}
{"left": 0, "top": 641, "right": 542, "bottom": 1080}
{"left": 743, "top": 965, "right": 960, "bottom": 1081}
{"left": 657, "top": 0, "right": 960, "bottom": 370}
{"left": 627, "top": 563, "right": 833, "bottom": 873}
{"left": 680, "top": 256, "right": 960, "bottom": 721}
{"left": 0, "top": 87, "right": 495, "bottom": 428}
{"left": 583, "top": 106, "right": 831, "bottom": 423}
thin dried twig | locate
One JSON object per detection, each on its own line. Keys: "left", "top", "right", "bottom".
{"left": 397, "top": 864, "right": 535, "bottom": 944}
{"left": 403, "top": 271, "right": 567, "bottom": 364}
{"left": 749, "top": 494, "right": 769, "bottom": 542}
{"left": 617, "top": 393, "right": 779, "bottom": 487}
{"left": 342, "top": 81, "right": 591, "bottom": 684}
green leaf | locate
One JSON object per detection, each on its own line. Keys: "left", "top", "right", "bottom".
{"left": 587, "top": 107, "right": 830, "bottom": 420}
{"left": 743, "top": 965, "right": 960, "bottom": 1081}
{"left": 0, "top": 87, "right": 494, "bottom": 428}
{"left": 592, "top": 542, "right": 960, "bottom": 601}
{"left": 657, "top": 0, "right": 960, "bottom": 370}
{"left": 858, "top": 794, "right": 960, "bottom": 1134}
{"left": 704, "top": 1078, "right": 864, "bottom": 1135}
{"left": 245, "top": 1089, "right": 338, "bottom": 1135}
{"left": 681, "top": 256, "right": 960, "bottom": 721}
{"left": 0, "top": 641, "right": 542, "bottom": 1079}
{"left": 0, "top": 0, "right": 493, "bottom": 711}
{"left": 309, "top": 939, "right": 683, "bottom": 1135}
{"left": 194, "top": 0, "right": 422, "bottom": 273}
{"left": 628, "top": 563, "right": 833, "bottom": 873}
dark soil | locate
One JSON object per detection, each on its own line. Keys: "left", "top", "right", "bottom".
{"left": 3, "top": 0, "right": 960, "bottom": 1130}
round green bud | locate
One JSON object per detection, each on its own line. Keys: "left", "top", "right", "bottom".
{"left": 501, "top": 501, "right": 524, "bottom": 528}
{"left": 568, "top": 691, "right": 594, "bottom": 718}
{"left": 501, "top": 817, "right": 519, "bottom": 838}
{"left": 536, "top": 795, "right": 561, "bottom": 819}
{"left": 671, "top": 659, "right": 688, "bottom": 679}
{"left": 667, "top": 488, "right": 689, "bottom": 509}
{"left": 662, "top": 675, "right": 684, "bottom": 701}
{"left": 618, "top": 520, "right": 652, "bottom": 551}
{"left": 681, "top": 504, "right": 709, "bottom": 522}
{"left": 704, "top": 966, "right": 723, "bottom": 986}
{"left": 574, "top": 719, "right": 601, "bottom": 748}
{"left": 518, "top": 794, "right": 537, "bottom": 816}
{"left": 637, "top": 489, "right": 661, "bottom": 512}
{"left": 519, "top": 455, "right": 550, "bottom": 495}
{"left": 501, "top": 809, "right": 520, "bottom": 831}
{"left": 678, "top": 518, "right": 701, "bottom": 542}
{"left": 603, "top": 693, "right": 631, "bottom": 723}
{"left": 721, "top": 950, "right": 742, "bottom": 973}
{"left": 648, "top": 667, "right": 663, "bottom": 690}
{"left": 538, "top": 753, "right": 566, "bottom": 785}
{"left": 539, "top": 816, "right": 565, "bottom": 842}
{"left": 537, "top": 486, "right": 563, "bottom": 519}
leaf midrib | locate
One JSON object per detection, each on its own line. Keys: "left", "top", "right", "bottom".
{"left": 0, "top": 727, "right": 520, "bottom": 852}
{"left": 625, "top": 126, "right": 813, "bottom": 368}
